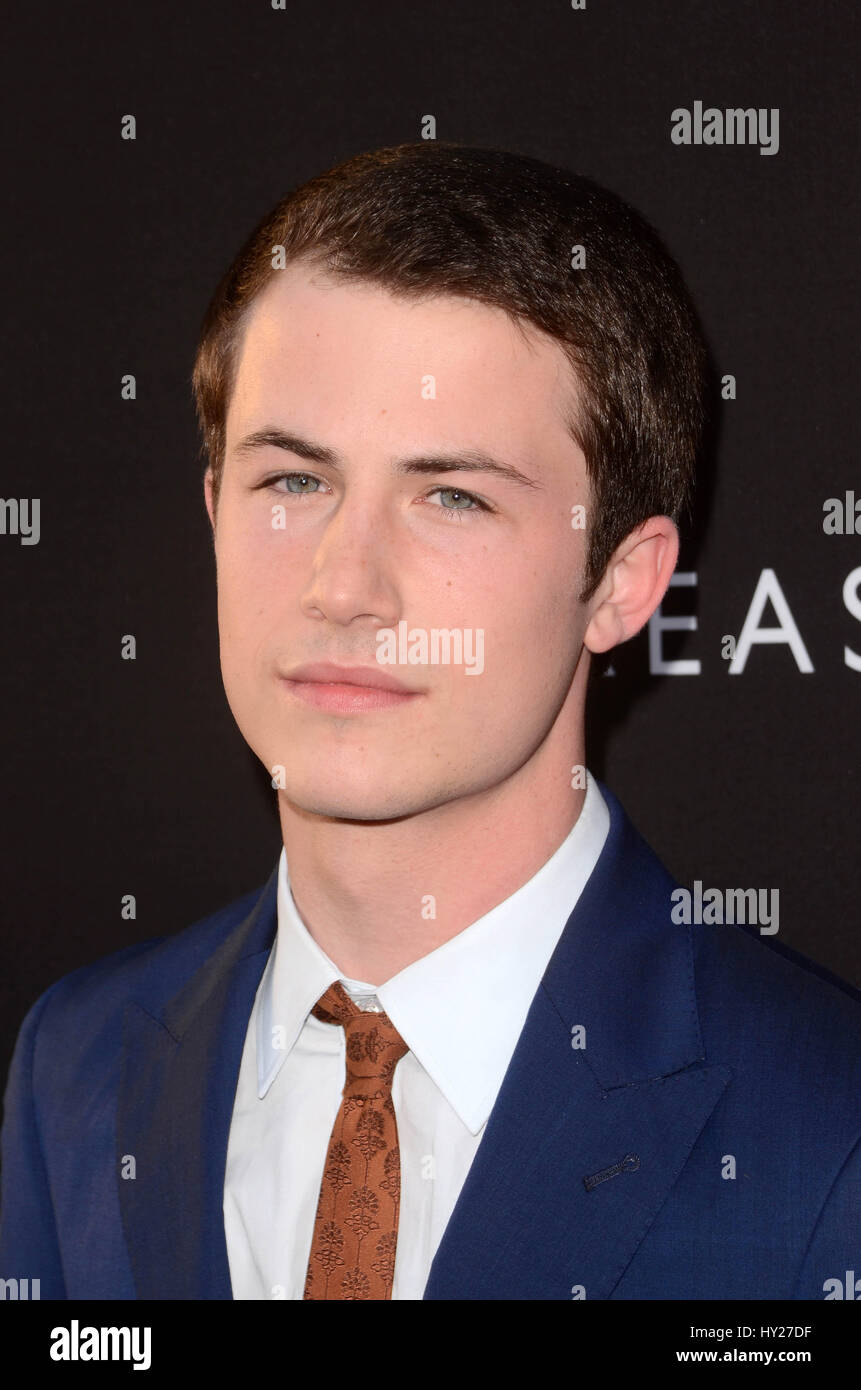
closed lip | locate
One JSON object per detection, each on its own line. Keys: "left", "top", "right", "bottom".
{"left": 282, "top": 662, "right": 417, "bottom": 694}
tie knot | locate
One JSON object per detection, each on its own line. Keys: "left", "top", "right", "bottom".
{"left": 311, "top": 980, "right": 409, "bottom": 1086}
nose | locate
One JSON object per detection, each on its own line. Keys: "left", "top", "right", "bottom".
{"left": 299, "top": 491, "right": 401, "bottom": 631}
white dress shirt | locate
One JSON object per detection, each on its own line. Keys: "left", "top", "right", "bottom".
{"left": 223, "top": 770, "right": 610, "bottom": 1299}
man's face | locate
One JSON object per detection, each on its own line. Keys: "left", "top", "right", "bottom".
{"left": 207, "top": 259, "right": 595, "bottom": 821}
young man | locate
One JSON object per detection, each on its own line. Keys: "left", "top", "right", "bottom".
{"left": 1, "top": 142, "right": 858, "bottom": 1301}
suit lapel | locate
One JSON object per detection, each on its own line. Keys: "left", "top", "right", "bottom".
{"left": 116, "top": 784, "right": 730, "bottom": 1301}
{"left": 117, "top": 869, "right": 278, "bottom": 1299}
{"left": 424, "top": 784, "right": 731, "bottom": 1299}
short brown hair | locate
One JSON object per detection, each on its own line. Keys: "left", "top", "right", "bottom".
{"left": 191, "top": 141, "right": 708, "bottom": 601}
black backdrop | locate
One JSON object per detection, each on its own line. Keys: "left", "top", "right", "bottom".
{"left": 2, "top": 0, "right": 858, "bottom": 1090}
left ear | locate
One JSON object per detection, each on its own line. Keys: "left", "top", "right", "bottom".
{"left": 583, "top": 516, "right": 679, "bottom": 654}
{"left": 204, "top": 467, "right": 217, "bottom": 534}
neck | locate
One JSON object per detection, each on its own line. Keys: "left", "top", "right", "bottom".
{"left": 278, "top": 684, "right": 589, "bottom": 986}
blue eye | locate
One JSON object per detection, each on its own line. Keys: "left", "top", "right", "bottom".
{"left": 427, "top": 486, "right": 487, "bottom": 513}
{"left": 257, "top": 473, "right": 491, "bottom": 517}
{"left": 279, "top": 473, "right": 321, "bottom": 494}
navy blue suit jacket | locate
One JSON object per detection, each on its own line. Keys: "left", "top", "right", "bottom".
{"left": 1, "top": 783, "right": 859, "bottom": 1299}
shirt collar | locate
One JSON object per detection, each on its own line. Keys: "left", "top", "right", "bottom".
{"left": 256, "top": 770, "right": 610, "bottom": 1134}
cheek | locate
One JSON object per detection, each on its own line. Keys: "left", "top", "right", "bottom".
{"left": 215, "top": 565, "right": 272, "bottom": 700}
{"left": 496, "top": 549, "right": 573, "bottom": 633}
{"left": 488, "top": 561, "right": 582, "bottom": 688}
{"left": 216, "top": 522, "right": 290, "bottom": 622}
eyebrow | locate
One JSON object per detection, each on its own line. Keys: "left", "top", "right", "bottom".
{"left": 231, "top": 427, "right": 542, "bottom": 491}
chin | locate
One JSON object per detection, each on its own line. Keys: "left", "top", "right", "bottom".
{"left": 282, "top": 784, "right": 425, "bottom": 824}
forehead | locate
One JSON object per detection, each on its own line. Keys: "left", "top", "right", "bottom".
{"left": 226, "top": 260, "right": 581, "bottom": 457}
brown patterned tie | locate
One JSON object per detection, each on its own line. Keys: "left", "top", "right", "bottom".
{"left": 303, "top": 980, "right": 410, "bottom": 1300}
